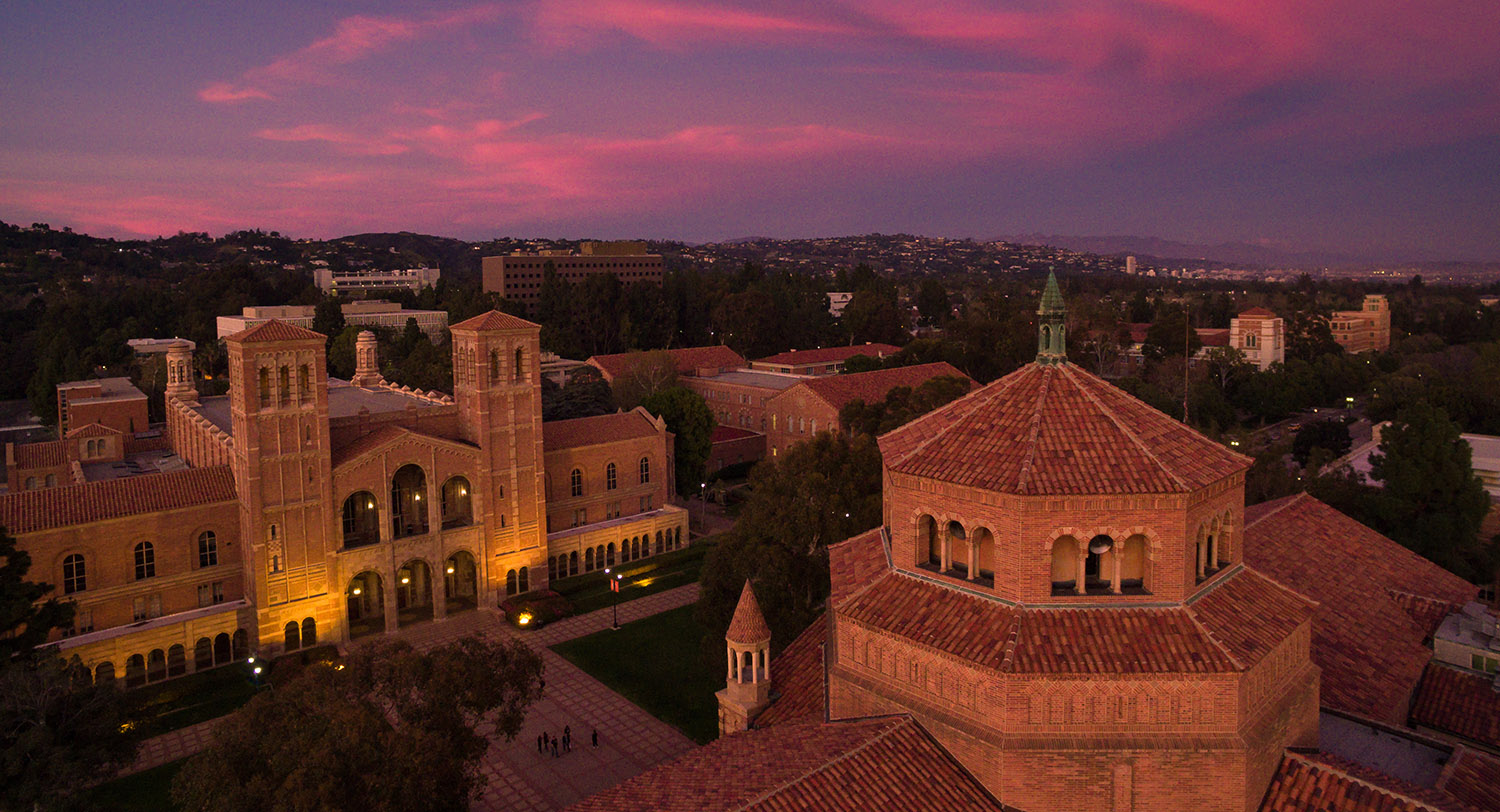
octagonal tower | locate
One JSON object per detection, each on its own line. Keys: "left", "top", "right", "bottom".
{"left": 826, "top": 273, "right": 1320, "bottom": 812}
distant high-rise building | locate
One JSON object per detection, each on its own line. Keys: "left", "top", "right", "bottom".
{"left": 1125, "top": 255, "right": 1137, "bottom": 275}
{"left": 482, "top": 241, "right": 663, "bottom": 315}
{"left": 313, "top": 266, "right": 439, "bottom": 294}
{"left": 1229, "top": 307, "right": 1286, "bottom": 370}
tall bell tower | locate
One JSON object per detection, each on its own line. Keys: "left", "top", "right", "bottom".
{"left": 450, "top": 311, "right": 547, "bottom": 595}
{"left": 224, "top": 320, "right": 337, "bottom": 650}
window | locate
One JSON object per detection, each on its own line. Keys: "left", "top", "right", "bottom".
{"left": 198, "top": 582, "right": 225, "bottom": 607}
{"left": 302, "top": 618, "right": 317, "bottom": 646}
{"left": 1475, "top": 654, "right": 1500, "bottom": 674}
{"left": 572, "top": 508, "right": 586, "bottom": 527}
{"left": 259, "top": 367, "right": 271, "bottom": 407}
{"left": 298, "top": 364, "right": 311, "bottom": 403}
{"left": 278, "top": 366, "right": 291, "bottom": 406}
{"left": 132, "top": 595, "right": 161, "bottom": 621}
{"left": 134, "top": 542, "right": 156, "bottom": 580}
{"left": 63, "top": 554, "right": 85, "bottom": 594}
{"left": 198, "top": 531, "right": 218, "bottom": 567}
{"left": 606, "top": 462, "right": 617, "bottom": 490}
{"left": 570, "top": 468, "right": 583, "bottom": 497}
{"left": 441, "top": 476, "right": 473, "bottom": 528}
{"left": 490, "top": 349, "right": 501, "bottom": 381}
{"left": 24, "top": 476, "right": 35, "bottom": 490}
{"left": 284, "top": 621, "right": 301, "bottom": 651}
{"left": 514, "top": 347, "right": 523, "bottom": 381}
{"left": 342, "top": 491, "right": 379, "bottom": 547}
{"left": 639, "top": 457, "right": 650, "bottom": 484}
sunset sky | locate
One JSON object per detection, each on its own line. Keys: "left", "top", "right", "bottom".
{"left": 3, "top": 1, "right": 1498, "bottom": 259}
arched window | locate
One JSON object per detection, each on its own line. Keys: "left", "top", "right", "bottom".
{"left": 506, "top": 569, "right": 518, "bottom": 596}
{"left": 518, "top": 565, "right": 529, "bottom": 592}
{"left": 1245, "top": 332, "right": 1258, "bottom": 349}
{"left": 94, "top": 662, "right": 115, "bottom": 685}
{"left": 133, "top": 542, "right": 155, "bottom": 580}
{"left": 639, "top": 456, "right": 650, "bottom": 484}
{"left": 147, "top": 649, "right": 166, "bottom": 683}
{"left": 607, "top": 542, "right": 616, "bottom": 566}
{"left": 24, "top": 476, "right": 35, "bottom": 490}
{"left": 213, "top": 633, "right": 231, "bottom": 665}
{"left": 585, "top": 547, "right": 595, "bottom": 571}
{"left": 596, "top": 544, "right": 605, "bottom": 568}
{"left": 259, "top": 368, "right": 271, "bottom": 407}
{"left": 198, "top": 531, "right": 218, "bottom": 567}
{"left": 441, "top": 476, "right": 473, "bottom": 528}
{"left": 548, "top": 556, "right": 558, "bottom": 581}
{"left": 277, "top": 366, "right": 291, "bottom": 406}
{"left": 606, "top": 462, "right": 617, "bottom": 490}
{"left": 303, "top": 617, "right": 317, "bottom": 646}
{"left": 63, "top": 554, "right": 85, "bottom": 593}
{"left": 490, "top": 349, "right": 501, "bottom": 382}
{"left": 632, "top": 537, "right": 641, "bottom": 560}
{"left": 232, "top": 629, "right": 249, "bottom": 660}
{"left": 125, "top": 654, "right": 146, "bottom": 688}
{"left": 194, "top": 638, "right": 213, "bottom": 670}
{"left": 1050, "top": 536, "right": 1080, "bottom": 596}
{"left": 569, "top": 551, "right": 578, "bottom": 576}
{"left": 298, "top": 365, "right": 311, "bottom": 403}
{"left": 918, "top": 515, "right": 940, "bottom": 567}
{"left": 168, "top": 644, "right": 186, "bottom": 677}
{"left": 972, "top": 528, "right": 995, "bottom": 583}
{"left": 342, "top": 491, "right": 379, "bottom": 548}
{"left": 570, "top": 468, "right": 583, "bottom": 497}
{"left": 514, "top": 347, "right": 523, "bottom": 381}
{"left": 284, "top": 620, "right": 301, "bottom": 651}
{"left": 45, "top": 474, "right": 56, "bottom": 488}
{"left": 391, "top": 465, "right": 428, "bottom": 539}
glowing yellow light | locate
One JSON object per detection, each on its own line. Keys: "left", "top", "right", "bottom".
{"left": 413, "top": 493, "right": 421, "bottom": 501}
{"left": 352, "top": 587, "right": 362, "bottom": 596}
{"left": 334, "top": 664, "right": 345, "bottom": 671}
{"left": 367, "top": 500, "right": 374, "bottom": 509}
{"left": 459, "top": 487, "right": 467, "bottom": 496}
{"left": 516, "top": 611, "right": 533, "bottom": 626}
{"left": 400, "top": 576, "right": 410, "bottom": 584}
{"left": 446, "top": 566, "right": 455, "bottom": 574}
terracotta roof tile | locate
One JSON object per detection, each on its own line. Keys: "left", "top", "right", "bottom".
{"left": 565, "top": 716, "right": 1005, "bottom": 812}
{"left": 882, "top": 363, "right": 1249, "bottom": 496}
{"left": 13, "top": 440, "right": 66, "bottom": 469}
{"left": 792, "top": 362, "right": 971, "bottom": 413}
{"left": 711, "top": 426, "right": 760, "bottom": 442}
{"left": 1388, "top": 590, "right": 1469, "bottom": 641}
{"left": 226, "top": 318, "right": 325, "bottom": 343}
{"left": 753, "top": 613, "right": 827, "bottom": 728}
{"left": 1410, "top": 663, "right": 1500, "bottom": 751}
{"left": 1260, "top": 752, "right": 1484, "bottom": 812}
{"left": 839, "top": 567, "right": 1301, "bottom": 675}
{"left": 1240, "top": 307, "right": 1278, "bottom": 318}
{"left": 588, "top": 346, "right": 745, "bottom": 380}
{"left": 727, "top": 581, "right": 771, "bottom": 644}
{"left": 449, "top": 310, "right": 539, "bottom": 332}
{"left": 542, "top": 409, "right": 659, "bottom": 452}
{"left": 754, "top": 343, "right": 900, "bottom": 367}
{"left": 828, "top": 528, "right": 888, "bottom": 606}
{"left": 1245, "top": 494, "right": 1479, "bottom": 723}
{"left": 0, "top": 466, "right": 237, "bottom": 534}
{"left": 1440, "top": 747, "right": 1500, "bottom": 812}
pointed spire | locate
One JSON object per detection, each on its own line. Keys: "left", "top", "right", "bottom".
{"left": 1036, "top": 270, "right": 1068, "bottom": 365}
{"left": 726, "top": 580, "right": 771, "bottom": 644}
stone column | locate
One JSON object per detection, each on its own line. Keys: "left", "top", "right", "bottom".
{"left": 383, "top": 576, "right": 399, "bottom": 634}
{"left": 1076, "top": 546, "right": 1088, "bottom": 595}
{"left": 1111, "top": 549, "right": 1123, "bottom": 594}
{"left": 1196, "top": 535, "right": 1207, "bottom": 580}
{"left": 969, "top": 542, "right": 979, "bottom": 580}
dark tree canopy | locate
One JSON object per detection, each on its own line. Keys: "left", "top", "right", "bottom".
{"left": 640, "top": 386, "right": 716, "bottom": 495}
{"left": 838, "top": 375, "right": 972, "bottom": 437}
{"left": 172, "top": 636, "right": 544, "bottom": 812}
{"left": 541, "top": 365, "right": 615, "bottom": 422}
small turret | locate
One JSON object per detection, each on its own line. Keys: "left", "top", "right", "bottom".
{"left": 351, "top": 331, "right": 384, "bottom": 387}
{"left": 717, "top": 580, "right": 772, "bottom": 737}
{"left": 165, "top": 339, "right": 199, "bottom": 405}
{"left": 1036, "top": 270, "right": 1067, "bottom": 365}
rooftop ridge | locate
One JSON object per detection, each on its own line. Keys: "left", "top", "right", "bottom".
{"left": 1282, "top": 751, "right": 1472, "bottom": 812}
{"left": 1184, "top": 597, "right": 1247, "bottom": 671}
{"left": 1246, "top": 491, "right": 1308, "bottom": 529}
{"left": 880, "top": 363, "right": 1027, "bottom": 471}
{"left": 1014, "top": 365, "right": 1054, "bottom": 493}
{"left": 731, "top": 718, "right": 908, "bottom": 811}
{"left": 1063, "top": 364, "right": 1190, "bottom": 492}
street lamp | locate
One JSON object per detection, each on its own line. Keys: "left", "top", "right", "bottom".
{"left": 698, "top": 481, "right": 708, "bottom": 533}
{"left": 606, "top": 569, "right": 623, "bottom": 630}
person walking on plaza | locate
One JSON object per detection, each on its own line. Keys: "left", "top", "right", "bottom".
{"left": 591, "top": 729, "right": 598, "bottom": 747}
{"left": 537, "top": 733, "right": 543, "bottom": 753}
{"left": 552, "top": 738, "right": 559, "bottom": 758}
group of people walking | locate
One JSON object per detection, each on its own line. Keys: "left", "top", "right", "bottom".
{"left": 537, "top": 724, "right": 598, "bottom": 758}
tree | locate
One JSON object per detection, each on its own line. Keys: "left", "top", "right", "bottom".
{"left": 1368, "top": 401, "right": 1493, "bottom": 578}
{"left": 915, "top": 278, "right": 950, "bottom": 326}
{"left": 610, "top": 351, "right": 680, "bottom": 411}
{"left": 313, "top": 295, "right": 345, "bottom": 340}
{"left": 0, "top": 526, "right": 74, "bottom": 660}
{"left": 640, "top": 386, "right": 716, "bottom": 495}
{"left": 838, "top": 375, "right": 972, "bottom": 437}
{"left": 1291, "top": 418, "right": 1352, "bottom": 467}
{"left": 840, "top": 289, "right": 906, "bottom": 346}
{"left": 1141, "top": 304, "right": 1200, "bottom": 361}
{"left": 172, "top": 636, "right": 543, "bottom": 812}
{"left": 1286, "top": 309, "right": 1341, "bottom": 361}
{"left": 541, "top": 366, "right": 615, "bottom": 422}
{"left": 694, "top": 432, "right": 883, "bottom": 661}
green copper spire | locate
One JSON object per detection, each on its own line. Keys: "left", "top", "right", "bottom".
{"left": 1036, "top": 270, "right": 1067, "bottom": 365}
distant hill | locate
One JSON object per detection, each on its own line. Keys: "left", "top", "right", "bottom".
{"left": 997, "top": 234, "right": 1369, "bottom": 269}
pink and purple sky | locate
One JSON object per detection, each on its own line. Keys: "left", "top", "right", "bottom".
{"left": 3, "top": 1, "right": 1498, "bottom": 259}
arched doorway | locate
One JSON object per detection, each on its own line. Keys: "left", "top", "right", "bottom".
{"left": 444, "top": 551, "right": 479, "bottom": 613}
{"left": 972, "top": 528, "right": 995, "bottom": 585}
{"left": 947, "top": 521, "right": 969, "bottom": 576}
{"left": 213, "top": 633, "right": 232, "bottom": 665}
{"left": 919, "top": 515, "right": 939, "bottom": 568}
{"left": 396, "top": 560, "right": 433, "bottom": 627}
{"left": 347, "top": 571, "right": 385, "bottom": 639}
{"left": 194, "top": 638, "right": 212, "bottom": 671}
{"left": 391, "top": 464, "right": 429, "bottom": 539}
{"left": 1051, "top": 536, "right": 1080, "bottom": 595}
{"left": 441, "top": 476, "right": 472, "bottom": 528}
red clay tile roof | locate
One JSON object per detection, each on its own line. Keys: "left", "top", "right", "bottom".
{"left": 1440, "top": 747, "right": 1500, "bottom": 812}
{"left": 65, "top": 422, "right": 121, "bottom": 439}
{"left": 0, "top": 466, "right": 237, "bottom": 534}
{"left": 1260, "top": 752, "right": 1484, "bottom": 812}
{"left": 1388, "top": 590, "right": 1468, "bottom": 641}
{"left": 1240, "top": 307, "right": 1278, "bottom": 318}
{"left": 753, "top": 613, "right": 827, "bottom": 728}
{"left": 728, "top": 581, "right": 771, "bottom": 644}
{"left": 839, "top": 566, "right": 1301, "bottom": 675}
{"left": 791, "top": 362, "right": 971, "bottom": 413}
{"left": 13, "top": 440, "right": 66, "bottom": 469}
{"left": 226, "top": 318, "right": 325, "bottom": 343}
{"left": 565, "top": 716, "right": 1006, "bottom": 812}
{"left": 881, "top": 362, "right": 1250, "bottom": 496}
{"left": 711, "top": 426, "right": 760, "bottom": 443}
{"left": 330, "top": 425, "right": 480, "bottom": 469}
{"left": 542, "top": 409, "right": 660, "bottom": 452}
{"left": 1410, "top": 663, "right": 1500, "bottom": 751}
{"left": 588, "top": 346, "right": 746, "bottom": 380}
{"left": 449, "top": 310, "right": 539, "bottom": 332}
{"left": 828, "top": 528, "right": 889, "bottom": 606}
{"left": 1245, "top": 494, "right": 1479, "bottom": 723}
{"left": 754, "top": 343, "right": 900, "bottom": 367}
{"left": 1198, "top": 327, "right": 1232, "bottom": 347}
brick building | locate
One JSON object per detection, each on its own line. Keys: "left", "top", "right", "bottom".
{"left": 2, "top": 318, "right": 685, "bottom": 689}
{"left": 763, "top": 362, "right": 970, "bottom": 457}
{"left": 707, "top": 426, "right": 765, "bottom": 475}
{"left": 56, "top": 377, "right": 149, "bottom": 437}
{"left": 749, "top": 343, "right": 900, "bottom": 376}
{"left": 483, "top": 241, "right": 664, "bottom": 316}
{"left": 1329, "top": 295, "right": 1391, "bottom": 353}
{"left": 586, "top": 345, "right": 746, "bottom": 385}
{"left": 1229, "top": 307, "right": 1286, "bottom": 370}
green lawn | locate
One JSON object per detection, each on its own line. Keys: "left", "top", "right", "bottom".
{"left": 128, "top": 664, "right": 260, "bottom": 738}
{"left": 89, "top": 759, "right": 184, "bottom": 812}
{"left": 550, "top": 604, "right": 720, "bottom": 744}
{"left": 554, "top": 538, "right": 716, "bottom": 616}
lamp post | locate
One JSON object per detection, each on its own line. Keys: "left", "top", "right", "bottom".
{"left": 606, "top": 570, "right": 623, "bottom": 630}
{"left": 698, "top": 481, "right": 707, "bottom": 533}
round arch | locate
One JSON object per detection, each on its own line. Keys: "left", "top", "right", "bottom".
{"left": 347, "top": 571, "right": 386, "bottom": 639}
{"left": 396, "top": 559, "right": 434, "bottom": 627}
{"left": 441, "top": 476, "right": 473, "bottom": 528}
{"left": 391, "top": 464, "right": 429, "bottom": 539}
{"left": 444, "top": 550, "right": 479, "bottom": 613}
{"left": 341, "top": 490, "right": 379, "bottom": 548}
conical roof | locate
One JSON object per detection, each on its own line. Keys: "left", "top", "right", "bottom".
{"left": 879, "top": 362, "right": 1250, "bottom": 496}
{"left": 727, "top": 580, "right": 771, "bottom": 644}
{"left": 450, "top": 310, "right": 539, "bottom": 332}
{"left": 1038, "top": 270, "right": 1065, "bottom": 314}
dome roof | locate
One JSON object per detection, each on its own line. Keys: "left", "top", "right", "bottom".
{"left": 879, "top": 362, "right": 1250, "bottom": 496}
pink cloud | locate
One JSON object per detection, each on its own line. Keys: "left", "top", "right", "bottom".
{"left": 527, "top": 0, "right": 848, "bottom": 47}
{"left": 255, "top": 124, "right": 410, "bottom": 156}
{"left": 198, "top": 82, "right": 272, "bottom": 103}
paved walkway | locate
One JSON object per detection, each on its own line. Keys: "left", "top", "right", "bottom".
{"left": 120, "top": 583, "right": 704, "bottom": 812}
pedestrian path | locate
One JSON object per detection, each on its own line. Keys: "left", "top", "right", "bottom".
{"left": 117, "top": 581, "right": 706, "bottom": 812}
